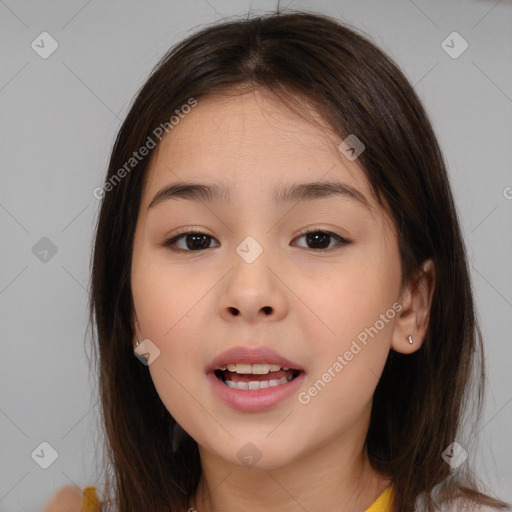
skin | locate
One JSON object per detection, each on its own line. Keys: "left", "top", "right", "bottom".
{"left": 43, "top": 485, "right": 83, "bottom": 512}
{"left": 130, "top": 88, "right": 435, "bottom": 512}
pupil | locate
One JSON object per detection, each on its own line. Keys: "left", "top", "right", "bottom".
{"left": 187, "top": 234, "right": 209, "bottom": 250}
{"left": 307, "top": 232, "right": 329, "bottom": 249}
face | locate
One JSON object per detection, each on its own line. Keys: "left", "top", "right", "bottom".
{"left": 130, "top": 88, "right": 403, "bottom": 470}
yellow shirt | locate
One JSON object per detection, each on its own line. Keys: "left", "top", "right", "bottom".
{"left": 81, "top": 487, "right": 100, "bottom": 512}
{"left": 81, "top": 484, "right": 393, "bottom": 511}
{"left": 364, "top": 485, "right": 393, "bottom": 511}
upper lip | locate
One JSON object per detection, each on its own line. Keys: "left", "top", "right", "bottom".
{"left": 206, "top": 345, "right": 304, "bottom": 373}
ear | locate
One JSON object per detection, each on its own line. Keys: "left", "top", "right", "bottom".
{"left": 391, "top": 259, "right": 435, "bottom": 354}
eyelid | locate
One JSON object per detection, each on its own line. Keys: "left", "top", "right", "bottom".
{"left": 161, "top": 226, "right": 219, "bottom": 251}
{"left": 294, "top": 224, "right": 350, "bottom": 242}
{"left": 292, "top": 226, "right": 351, "bottom": 252}
{"left": 169, "top": 226, "right": 211, "bottom": 237}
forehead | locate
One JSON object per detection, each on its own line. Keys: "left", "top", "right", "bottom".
{"left": 142, "top": 88, "right": 375, "bottom": 207}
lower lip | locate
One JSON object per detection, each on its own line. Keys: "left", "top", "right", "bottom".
{"left": 207, "top": 371, "right": 306, "bottom": 412}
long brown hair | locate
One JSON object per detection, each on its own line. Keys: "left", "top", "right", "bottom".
{"left": 88, "top": 9, "right": 510, "bottom": 512}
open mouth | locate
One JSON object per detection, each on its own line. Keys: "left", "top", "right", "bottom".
{"left": 214, "top": 363, "right": 303, "bottom": 391}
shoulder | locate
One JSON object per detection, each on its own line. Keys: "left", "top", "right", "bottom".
{"left": 43, "top": 485, "right": 82, "bottom": 512}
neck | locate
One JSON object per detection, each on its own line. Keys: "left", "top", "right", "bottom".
{"left": 190, "top": 428, "right": 391, "bottom": 512}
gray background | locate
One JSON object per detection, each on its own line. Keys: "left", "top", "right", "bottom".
{"left": 1, "top": 0, "right": 511, "bottom": 510}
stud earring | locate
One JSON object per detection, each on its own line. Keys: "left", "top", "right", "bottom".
{"left": 408, "top": 335, "right": 413, "bottom": 344}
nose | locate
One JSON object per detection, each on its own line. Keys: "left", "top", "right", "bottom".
{"left": 216, "top": 245, "right": 289, "bottom": 324}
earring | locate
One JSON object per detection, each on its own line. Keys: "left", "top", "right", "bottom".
{"left": 408, "top": 335, "right": 413, "bottom": 344}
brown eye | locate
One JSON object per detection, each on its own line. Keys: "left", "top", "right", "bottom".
{"left": 164, "top": 231, "right": 219, "bottom": 252}
{"left": 293, "top": 230, "right": 350, "bottom": 251}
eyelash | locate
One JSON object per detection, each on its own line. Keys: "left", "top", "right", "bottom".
{"left": 161, "top": 226, "right": 351, "bottom": 253}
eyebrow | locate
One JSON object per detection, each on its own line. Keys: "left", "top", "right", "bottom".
{"left": 147, "top": 180, "right": 372, "bottom": 211}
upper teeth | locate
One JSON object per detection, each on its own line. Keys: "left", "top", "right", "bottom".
{"left": 218, "top": 363, "right": 290, "bottom": 374}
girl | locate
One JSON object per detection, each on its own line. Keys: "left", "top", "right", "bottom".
{"left": 45, "top": 9, "right": 510, "bottom": 512}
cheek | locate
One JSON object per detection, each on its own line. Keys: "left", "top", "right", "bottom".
{"left": 308, "top": 243, "right": 400, "bottom": 341}
{"left": 131, "top": 254, "right": 195, "bottom": 378}
{"left": 131, "top": 244, "right": 209, "bottom": 341}
{"left": 130, "top": 246, "right": 219, "bottom": 404}
{"left": 131, "top": 261, "right": 207, "bottom": 428}
{"left": 300, "top": 238, "right": 401, "bottom": 392}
